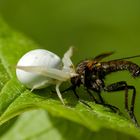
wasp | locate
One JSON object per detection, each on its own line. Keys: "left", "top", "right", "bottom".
{"left": 64, "top": 52, "right": 140, "bottom": 127}
{"left": 16, "top": 48, "right": 140, "bottom": 127}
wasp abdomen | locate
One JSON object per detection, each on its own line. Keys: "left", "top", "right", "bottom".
{"left": 101, "top": 60, "right": 140, "bottom": 77}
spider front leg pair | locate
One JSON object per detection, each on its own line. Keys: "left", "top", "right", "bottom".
{"left": 104, "top": 81, "right": 139, "bottom": 127}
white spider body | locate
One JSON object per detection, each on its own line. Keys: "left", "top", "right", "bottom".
{"left": 16, "top": 47, "right": 77, "bottom": 105}
{"left": 16, "top": 49, "right": 62, "bottom": 89}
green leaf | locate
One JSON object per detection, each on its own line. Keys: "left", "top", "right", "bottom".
{"left": 0, "top": 110, "right": 138, "bottom": 140}
{"left": 0, "top": 18, "right": 140, "bottom": 139}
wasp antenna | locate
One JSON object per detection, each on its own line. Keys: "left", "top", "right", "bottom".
{"left": 112, "top": 54, "right": 140, "bottom": 61}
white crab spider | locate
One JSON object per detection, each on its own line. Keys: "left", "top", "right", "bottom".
{"left": 16, "top": 47, "right": 78, "bottom": 105}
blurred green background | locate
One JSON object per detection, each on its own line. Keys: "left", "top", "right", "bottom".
{"left": 0, "top": 0, "right": 140, "bottom": 138}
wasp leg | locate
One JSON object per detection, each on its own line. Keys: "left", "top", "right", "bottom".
{"left": 52, "top": 86, "right": 92, "bottom": 108}
{"left": 86, "top": 89, "right": 98, "bottom": 103}
{"left": 72, "top": 88, "right": 92, "bottom": 109}
{"left": 62, "top": 86, "right": 74, "bottom": 93}
{"left": 104, "top": 81, "right": 139, "bottom": 127}
{"left": 51, "top": 85, "right": 73, "bottom": 94}
{"left": 87, "top": 89, "right": 120, "bottom": 113}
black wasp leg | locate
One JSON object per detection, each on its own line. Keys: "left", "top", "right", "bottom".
{"left": 72, "top": 88, "right": 92, "bottom": 109}
{"left": 60, "top": 86, "right": 74, "bottom": 93}
{"left": 104, "top": 81, "right": 139, "bottom": 127}
{"left": 87, "top": 89, "right": 120, "bottom": 113}
{"left": 59, "top": 86, "right": 92, "bottom": 109}
{"left": 87, "top": 89, "right": 98, "bottom": 103}
{"left": 87, "top": 89, "right": 105, "bottom": 104}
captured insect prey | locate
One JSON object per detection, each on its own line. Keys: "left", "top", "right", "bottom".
{"left": 69, "top": 52, "right": 140, "bottom": 127}
{"left": 16, "top": 48, "right": 140, "bottom": 127}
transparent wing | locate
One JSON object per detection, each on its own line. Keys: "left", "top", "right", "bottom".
{"left": 93, "top": 51, "right": 115, "bottom": 62}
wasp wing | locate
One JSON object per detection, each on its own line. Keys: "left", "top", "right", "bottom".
{"left": 93, "top": 51, "right": 115, "bottom": 62}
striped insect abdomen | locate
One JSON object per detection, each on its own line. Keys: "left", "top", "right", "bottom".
{"left": 101, "top": 60, "right": 140, "bottom": 77}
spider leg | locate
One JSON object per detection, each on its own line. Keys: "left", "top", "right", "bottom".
{"left": 104, "top": 81, "right": 139, "bottom": 127}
